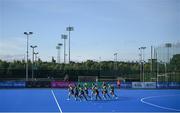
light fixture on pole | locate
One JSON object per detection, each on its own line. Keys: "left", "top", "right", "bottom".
{"left": 30, "top": 45, "right": 37, "bottom": 80}
{"left": 66, "top": 26, "right": 74, "bottom": 63}
{"left": 24, "top": 32, "right": 33, "bottom": 81}
{"left": 61, "top": 34, "right": 68, "bottom": 64}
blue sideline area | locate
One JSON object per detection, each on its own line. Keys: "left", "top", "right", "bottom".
{"left": 0, "top": 89, "right": 180, "bottom": 112}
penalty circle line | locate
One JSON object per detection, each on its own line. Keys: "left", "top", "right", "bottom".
{"left": 141, "top": 94, "right": 180, "bottom": 112}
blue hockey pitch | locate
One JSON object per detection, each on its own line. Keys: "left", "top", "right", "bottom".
{"left": 0, "top": 89, "right": 180, "bottom": 112}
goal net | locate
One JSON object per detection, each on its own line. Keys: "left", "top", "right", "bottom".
{"left": 78, "top": 76, "right": 98, "bottom": 82}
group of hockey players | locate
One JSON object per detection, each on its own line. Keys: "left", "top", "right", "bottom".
{"left": 67, "top": 82, "right": 118, "bottom": 101}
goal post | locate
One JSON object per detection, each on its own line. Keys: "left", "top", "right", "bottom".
{"left": 78, "top": 76, "right": 99, "bottom": 88}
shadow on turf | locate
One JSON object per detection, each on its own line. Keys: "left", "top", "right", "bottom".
{"left": 90, "top": 96, "right": 132, "bottom": 102}
{"left": 68, "top": 96, "right": 132, "bottom": 103}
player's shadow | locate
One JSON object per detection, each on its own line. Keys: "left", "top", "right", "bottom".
{"left": 88, "top": 96, "right": 132, "bottom": 103}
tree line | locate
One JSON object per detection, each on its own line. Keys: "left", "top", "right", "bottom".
{"left": 0, "top": 54, "right": 179, "bottom": 82}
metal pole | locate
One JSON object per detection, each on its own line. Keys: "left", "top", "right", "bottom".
{"left": 32, "top": 48, "right": 34, "bottom": 79}
{"left": 165, "top": 43, "right": 172, "bottom": 82}
{"left": 165, "top": 63, "right": 167, "bottom": 82}
{"left": 139, "top": 52, "right": 141, "bottom": 82}
{"left": 64, "top": 38, "right": 66, "bottom": 63}
{"left": 34, "top": 52, "right": 38, "bottom": 79}
{"left": 30, "top": 45, "right": 37, "bottom": 80}
{"left": 56, "top": 46, "right": 60, "bottom": 63}
{"left": 59, "top": 47, "right": 61, "bottom": 63}
{"left": 151, "top": 46, "right": 153, "bottom": 75}
{"left": 155, "top": 48, "right": 158, "bottom": 86}
{"left": 34, "top": 53, "right": 38, "bottom": 67}
{"left": 156, "top": 53, "right": 159, "bottom": 81}
{"left": 57, "top": 43, "right": 62, "bottom": 64}
{"left": 168, "top": 46, "right": 170, "bottom": 81}
{"left": 61, "top": 35, "right": 67, "bottom": 64}
{"left": 139, "top": 48, "right": 142, "bottom": 82}
{"left": 142, "top": 48, "right": 145, "bottom": 82}
{"left": 69, "top": 30, "right": 70, "bottom": 63}
{"left": 66, "top": 26, "right": 74, "bottom": 63}
{"left": 139, "top": 47, "right": 146, "bottom": 82}
{"left": 26, "top": 35, "right": 29, "bottom": 81}
{"left": 99, "top": 57, "right": 101, "bottom": 76}
{"left": 24, "top": 32, "right": 33, "bottom": 81}
{"left": 57, "top": 47, "right": 59, "bottom": 63}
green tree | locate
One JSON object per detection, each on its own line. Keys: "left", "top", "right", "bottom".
{"left": 170, "top": 54, "right": 180, "bottom": 72}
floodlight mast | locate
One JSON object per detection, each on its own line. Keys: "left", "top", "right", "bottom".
{"left": 30, "top": 45, "right": 37, "bottom": 80}
{"left": 139, "top": 47, "right": 146, "bottom": 82}
{"left": 24, "top": 32, "right": 33, "bottom": 81}
{"left": 138, "top": 49, "right": 142, "bottom": 82}
{"left": 61, "top": 34, "right": 68, "bottom": 63}
{"left": 58, "top": 43, "right": 63, "bottom": 63}
{"left": 154, "top": 48, "right": 159, "bottom": 83}
{"left": 56, "top": 46, "right": 60, "bottom": 63}
{"left": 34, "top": 52, "right": 38, "bottom": 79}
{"left": 66, "top": 26, "right": 74, "bottom": 63}
{"left": 151, "top": 46, "right": 153, "bottom": 74}
{"left": 56, "top": 43, "right": 63, "bottom": 64}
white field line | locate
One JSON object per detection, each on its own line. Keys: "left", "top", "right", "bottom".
{"left": 51, "top": 90, "right": 63, "bottom": 113}
{"left": 141, "top": 94, "right": 180, "bottom": 112}
{"left": 0, "top": 112, "right": 179, "bottom": 113}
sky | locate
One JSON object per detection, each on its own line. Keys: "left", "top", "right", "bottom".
{"left": 0, "top": 0, "right": 180, "bottom": 62}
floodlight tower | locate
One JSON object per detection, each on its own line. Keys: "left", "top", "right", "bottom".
{"left": 151, "top": 46, "right": 153, "bottom": 74}
{"left": 24, "top": 32, "right": 33, "bottom": 81}
{"left": 30, "top": 45, "right": 37, "bottom": 80}
{"left": 66, "top": 26, "right": 74, "bottom": 63}
{"left": 154, "top": 48, "right": 159, "bottom": 83}
{"left": 58, "top": 43, "right": 63, "bottom": 63}
{"left": 138, "top": 49, "right": 142, "bottom": 82}
{"left": 61, "top": 34, "right": 68, "bottom": 63}
{"left": 56, "top": 43, "right": 63, "bottom": 64}
{"left": 56, "top": 46, "right": 60, "bottom": 63}
{"left": 139, "top": 47, "right": 146, "bottom": 82}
